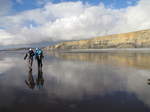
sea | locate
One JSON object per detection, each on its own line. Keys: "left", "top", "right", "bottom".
{"left": 0, "top": 49, "right": 150, "bottom": 112}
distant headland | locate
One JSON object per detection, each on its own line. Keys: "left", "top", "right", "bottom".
{"left": 0, "top": 47, "right": 30, "bottom": 51}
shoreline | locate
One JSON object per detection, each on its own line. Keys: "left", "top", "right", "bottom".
{"left": 1, "top": 48, "right": 150, "bottom": 52}
{"left": 59, "top": 48, "right": 150, "bottom": 53}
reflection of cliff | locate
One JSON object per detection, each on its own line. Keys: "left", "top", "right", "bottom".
{"left": 44, "top": 29, "right": 150, "bottom": 50}
{"left": 55, "top": 52, "right": 150, "bottom": 69}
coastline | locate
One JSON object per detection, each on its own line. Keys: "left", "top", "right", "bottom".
{"left": 61, "top": 48, "right": 150, "bottom": 53}
{"left": 1, "top": 48, "right": 150, "bottom": 52}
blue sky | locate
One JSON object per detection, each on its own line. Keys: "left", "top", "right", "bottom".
{"left": 11, "top": 0, "right": 138, "bottom": 12}
{"left": 0, "top": 0, "right": 150, "bottom": 48}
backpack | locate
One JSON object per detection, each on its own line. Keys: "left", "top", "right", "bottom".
{"left": 27, "top": 51, "right": 33, "bottom": 58}
{"left": 37, "top": 50, "right": 42, "bottom": 59}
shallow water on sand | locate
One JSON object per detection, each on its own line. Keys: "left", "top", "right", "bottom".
{"left": 1, "top": 50, "right": 150, "bottom": 112}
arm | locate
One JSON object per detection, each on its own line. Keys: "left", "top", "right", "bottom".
{"left": 24, "top": 53, "right": 27, "bottom": 60}
{"left": 41, "top": 50, "right": 44, "bottom": 58}
{"left": 31, "top": 51, "right": 35, "bottom": 57}
{"left": 42, "top": 52, "right": 44, "bottom": 58}
{"left": 32, "top": 51, "right": 35, "bottom": 56}
{"left": 35, "top": 51, "right": 37, "bottom": 60}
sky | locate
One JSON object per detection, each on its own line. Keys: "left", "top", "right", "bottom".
{"left": 0, "top": 0, "right": 150, "bottom": 48}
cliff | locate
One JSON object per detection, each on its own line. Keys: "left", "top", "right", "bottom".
{"left": 44, "top": 29, "right": 150, "bottom": 50}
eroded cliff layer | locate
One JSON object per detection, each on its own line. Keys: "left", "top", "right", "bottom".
{"left": 44, "top": 29, "right": 150, "bottom": 50}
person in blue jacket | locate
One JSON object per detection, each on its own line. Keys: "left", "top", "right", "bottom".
{"left": 35, "top": 47, "right": 44, "bottom": 69}
{"left": 24, "top": 48, "right": 35, "bottom": 71}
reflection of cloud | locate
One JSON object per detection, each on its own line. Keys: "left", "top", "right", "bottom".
{"left": 1, "top": 51, "right": 150, "bottom": 108}
{"left": 0, "top": 53, "right": 25, "bottom": 107}
{"left": 0, "top": 57, "right": 15, "bottom": 74}
{"left": 0, "top": 51, "right": 35, "bottom": 74}
{"left": 43, "top": 52, "right": 150, "bottom": 107}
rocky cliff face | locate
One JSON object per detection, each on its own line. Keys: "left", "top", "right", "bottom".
{"left": 44, "top": 29, "right": 150, "bottom": 50}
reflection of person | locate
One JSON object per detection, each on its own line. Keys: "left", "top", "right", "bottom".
{"left": 148, "top": 79, "right": 150, "bottom": 85}
{"left": 36, "top": 69, "right": 44, "bottom": 90}
{"left": 24, "top": 48, "right": 35, "bottom": 71}
{"left": 35, "top": 47, "right": 44, "bottom": 69}
{"left": 25, "top": 70, "right": 36, "bottom": 90}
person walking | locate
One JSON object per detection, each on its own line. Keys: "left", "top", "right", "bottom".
{"left": 24, "top": 48, "right": 35, "bottom": 71}
{"left": 35, "top": 47, "right": 44, "bottom": 69}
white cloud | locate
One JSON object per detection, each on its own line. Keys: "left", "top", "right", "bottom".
{"left": 35, "top": 0, "right": 51, "bottom": 6}
{"left": 0, "top": 29, "right": 15, "bottom": 45}
{"left": 0, "top": 0, "right": 13, "bottom": 15}
{"left": 16, "top": 0, "right": 23, "bottom": 4}
{"left": 0, "top": 0, "right": 150, "bottom": 47}
{"left": 116, "top": 0, "right": 150, "bottom": 32}
{"left": 127, "top": 1, "right": 132, "bottom": 5}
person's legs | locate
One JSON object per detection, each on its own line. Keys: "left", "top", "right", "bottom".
{"left": 37, "top": 58, "right": 42, "bottom": 69}
{"left": 28, "top": 59, "right": 32, "bottom": 70}
{"left": 40, "top": 58, "right": 43, "bottom": 68}
{"left": 37, "top": 59, "right": 40, "bottom": 68}
{"left": 31, "top": 58, "right": 33, "bottom": 67}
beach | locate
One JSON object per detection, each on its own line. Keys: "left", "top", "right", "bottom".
{"left": 0, "top": 49, "right": 150, "bottom": 112}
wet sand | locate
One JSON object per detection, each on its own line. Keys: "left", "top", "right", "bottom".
{"left": 0, "top": 50, "right": 150, "bottom": 112}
